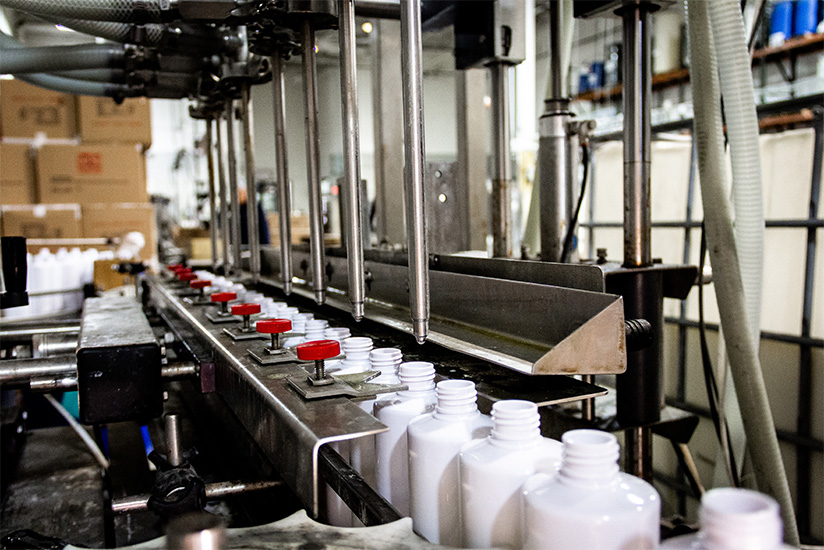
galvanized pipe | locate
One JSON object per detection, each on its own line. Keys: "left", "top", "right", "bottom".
{"left": 240, "top": 83, "right": 261, "bottom": 283}
{"left": 216, "top": 109, "right": 231, "bottom": 275}
{"left": 622, "top": 3, "right": 653, "bottom": 268}
{"left": 490, "top": 62, "right": 512, "bottom": 258}
{"left": 225, "top": 97, "right": 244, "bottom": 276}
{"left": 338, "top": 0, "right": 366, "bottom": 321}
{"left": 111, "top": 480, "right": 283, "bottom": 514}
{"left": 205, "top": 119, "right": 219, "bottom": 273}
{"left": 399, "top": 0, "right": 429, "bottom": 344}
{"left": 271, "top": 51, "right": 293, "bottom": 296}
{"left": 301, "top": 19, "right": 327, "bottom": 305}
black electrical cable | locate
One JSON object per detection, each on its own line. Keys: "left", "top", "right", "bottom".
{"left": 698, "top": 226, "right": 741, "bottom": 487}
{"left": 560, "top": 142, "right": 590, "bottom": 263}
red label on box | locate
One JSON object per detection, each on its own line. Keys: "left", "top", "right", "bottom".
{"left": 77, "top": 152, "right": 103, "bottom": 174}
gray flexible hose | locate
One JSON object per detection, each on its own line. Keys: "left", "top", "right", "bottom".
{"left": 51, "top": 68, "right": 126, "bottom": 83}
{"left": 55, "top": 18, "right": 165, "bottom": 45}
{"left": 0, "top": 43, "right": 125, "bottom": 74}
{"left": 0, "top": 0, "right": 165, "bottom": 23}
{"left": 15, "top": 72, "right": 137, "bottom": 97}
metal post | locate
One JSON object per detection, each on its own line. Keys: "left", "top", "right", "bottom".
{"left": 240, "top": 83, "right": 261, "bottom": 283}
{"left": 625, "top": 426, "right": 653, "bottom": 482}
{"left": 205, "top": 119, "right": 219, "bottom": 273}
{"left": 548, "top": 0, "right": 565, "bottom": 100}
{"left": 538, "top": 99, "right": 570, "bottom": 262}
{"left": 165, "top": 413, "right": 182, "bottom": 467}
{"left": 225, "top": 98, "right": 244, "bottom": 276}
{"left": 271, "top": 52, "right": 293, "bottom": 295}
{"left": 490, "top": 62, "right": 512, "bottom": 258}
{"left": 622, "top": 3, "right": 653, "bottom": 268}
{"left": 301, "top": 19, "right": 327, "bottom": 305}
{"left": 216, "top": 110, "right": 231, "bottom": 275}
{"left": 338, "top": 0, "right": 366, "bottom": 321}
{"left": 399, "top": 0, "right": 429, "bottom": 344}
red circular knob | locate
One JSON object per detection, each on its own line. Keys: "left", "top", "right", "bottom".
{"left": 211, "top": 292, "right": 236, "bottom": 303}
{"left": 190, "top": 279, "right": 211, "bottom": 289}
{"left": 231, "top": 303, "right": 261, "bottom": 316}
{"left": 256, "top": 318, "right": 292, "bottom": 334}
{"left": 296, "top": 340, "right": 340, "bottom": 361}
{"left": 167, "top": 264, "right": 183, "bottom": 271}
{"left": 179, "top": 272, "right": 197, "bottom": 282}
{"left": 173, "top": 266, "right": 192, "bottom": 274}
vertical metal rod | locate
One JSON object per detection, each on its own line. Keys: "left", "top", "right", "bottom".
{"left": 621, "top": 4, "right": 652, "bottom": 268}
{"left": 548, "top": 0, "right": 565, "bottom": 99}
{"left": 538, "top": 99, "right": 570, "bottom": 262}
{"left": 272, "top": 52, "right": 293, "bottom": 295}
{"left": 240, "top": 83, "right": 261, "bottom": 283}
{"left": 165, "top": 414, "right": 182, "bottom": 467}
{"left": 225, "top": 98, "right": 243, "bottom": 276}
{"left": 399, "top": 0, "right": 429, "bottom": 344}
{"left": 625, "top": 426, "right": 652, "bottom": 482}
{"left": 581, "top": 374, "right": 594, "bottom": 421}
{"left": 490, "top": 62, "right": 512, "bottom": 258}
{"left": 205, "top": 119, "right": 219, "bottom": 273}
{"left": 301, "top": 20, "right": 327, "bottom": 305}
{"left": 216, "top": 110, "right": 231, "bottom": 275}
{"left": 338, "top": 0, "right": 366, "bottom": 321}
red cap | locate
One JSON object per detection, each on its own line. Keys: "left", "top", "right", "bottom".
{"left": 173, "top": 266, "right": 191, "bottom": 274}
{"left": 256, "top": 318, "right": 292, "bottom": 334}
{"left": 179, "top": 272, "right": 197, "bottom": 282}
{"left": 211, "top": 292, "right": 236, "bottom": 303}
{"left": 231, "top": 303, "right": 261, "bottom": 316}
{"left": 190, "top": 279, "right": 211, "bottom": 289}
{"left": 167, "top": 264, "right": 183, "bottom": 271}
{"left": 296, "top": 340, "right": 340, "bottom": 361}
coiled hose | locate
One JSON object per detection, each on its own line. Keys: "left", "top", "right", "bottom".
{"left": 0, "top": 42, "right": 125, "bottom": 74}
{"left": 686, "top": 1, "right": 799, "bottom": 545}
{"left": 0, "top": 0, "right": 165, "bottom": 23}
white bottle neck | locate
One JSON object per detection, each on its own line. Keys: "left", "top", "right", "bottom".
{"left": 558, "top": 430, "right": 620, "bottom": 487}
{"left": 700, "top": 488, "right": 783, "bottom": 550}
{"left": 433, "top": 380, "right": 479, "bottom": 420}
{"left": 489, "top": 400, "right": 542, "bottom": 447}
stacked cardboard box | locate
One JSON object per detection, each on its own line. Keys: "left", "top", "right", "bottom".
{"left": 1, "top": 79, "right": 156, "bottom": 264}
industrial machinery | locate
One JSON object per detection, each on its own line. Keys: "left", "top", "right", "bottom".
{"left": 0, "top": 0, "right": 802, "bottom": 547}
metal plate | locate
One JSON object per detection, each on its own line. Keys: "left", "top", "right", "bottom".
{"left": 247, "top": 347, "right": 299, "bottom": 366}
{"left": 287, "top": 371, "right": 406, "bottom": 400}
{"left": 205, "top": 312, "right": 240, "bottom": 324}
{"left": 223, "top": 327, "right": 266, "bottom": 341}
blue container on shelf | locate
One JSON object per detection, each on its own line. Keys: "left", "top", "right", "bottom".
{"left": 588, "top": 61, "right": 605, "bottom": 90}
{"left": 770, "top": 1, "right": 794, "bottom": 42}
{"left": 793, "top": 0, "right": 819, "bottom": 35}
{"left": 579, "top": 72, "right": 590, "bottom": 94}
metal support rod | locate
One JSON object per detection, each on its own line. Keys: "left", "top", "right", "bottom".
{"left": 301, "top": 19, "right": 327, "bottom": 305}
{"left": 216, "top": 110, "right": 231, "bottom": 275}
{"left": 548, "top": 0, "right": 565, "bottom": 99}
{"left": 111, "top": 480, "right": 283, "bottom": 514}
{"left": 338, "top": 0, "right": 366, "bottom": 322}
{"left": 621, "top": 3, "right": 653, "bottom": 268}
{"left": 271, "top": 51, "right": 293, "bottom": 296}
{"left": 0, "top": 358, "right": 198, "bottom": 388}
{"left": 240, "top": 83, "right": 261, "bottom": 283}
{"left": 165, "top": 413, "right": 182, "bottom": 467}
{"left": 226, "top": 98, "right": 243, "bottom": 276}
{"left": 205, "top": 119, "right": 219, "bottom": 273}
{"left": 581, "top": 374, "right": 594, "bottom": 421}
{"left": 538, "top": 99, "right": 571, "bottom": 262}
{"left": 0, "top": 325, "right": 79, "bottom": 339}
{"left": 625, "top": 426, "right": 653, "bottom": 482}
{"left": 399, "top": 0, "right": 429, "bottom": 344}
{"left": 490, "top": 62, "right": 512, "bottom": 258}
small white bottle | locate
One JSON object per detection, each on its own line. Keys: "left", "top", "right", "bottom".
{"left": 324, "top": 327, "right": 352, "bottom": 342}
{"left": 374, "top": 361, "right": 436, "bottom": 517}
{"left": 460, "top": 400, "right": 563, "bottom": 549}
{"left": 407, "top": 380, "right": 492, "bottom": 546}
{"left": 303, "top": 319, "right": 328, "bottom": 342}
{"left": 661, "top": 487, "right": 792, "bottom": 550}
{"left": 523, "top": 429, "right": 661, "bottom": 550}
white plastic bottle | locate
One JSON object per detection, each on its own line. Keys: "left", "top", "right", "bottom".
{"left": 522, "top": 429, "right": 661, "bottom": 550}
{"left": 407, "top": 380, "right": 492, "bottom": 546}
{"left": 661, "top": 487, "right": 793, "bottom": 550}
{"left": 303, "top": 319, "right": 328, "bottom": 342}
{"left": 460, "top": 400, "right": 563, "bottom": 549}
{"left": 374, "top": 361, "right": 436, "bottom": 516}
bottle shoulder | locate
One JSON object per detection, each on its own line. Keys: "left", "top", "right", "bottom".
{"left": 408, "top": 412, "right": 492, "bottom": 441}
{"left": 460, "top": 437, "right": 562, "bottom": 473}
{"left": 526, "top": 472, "right": 660, "bottom": 515}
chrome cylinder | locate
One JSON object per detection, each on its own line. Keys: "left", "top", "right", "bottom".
{"left": 271, "top": 52, "right": 293, "bottom": 295}
{"left": 216, "top": 110, "right": 231, "bottom": 275}
{"left": 538, "top": 99, "right": 571, "bottom": 262}
{"left": 490, "top": 62, "right": 512, "bottom": 258}
{"left": 225, "top": 98, "right": 244, "bottom": 275}
{"left": 240, "top": 83, "right": 261, "bottom": 282}
{"left": 205, "top": 119, "right": 219, "bottom": 272}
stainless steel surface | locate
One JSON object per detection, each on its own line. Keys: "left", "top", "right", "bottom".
{"left": 399, "top": 0, "right": 430, "bottom": 344}
{"left": 338, "top": 0, "right": 366, "bottom": 321}
{"left": 32, "top": 333, "right": 78, "bottom": 357}
{"left": 0, "top": 356, "right": 77, "bottom": 386}
{"left": 226, "top": 98, "right": 244, "bottom": 275}
{"left": 216, "top": 108, "right": 231, "bottom": 275}
{"left": 166, "top": 513, "right": 226, "bottom": 550}
{"left": 29, "top": 375, "right": 77, "bottom": 392}
{"left": 538, "top": 100, "right": 571, "bottom": 262}
{"left": 112, "top": 480, "right": 283, "bottom": 514}
{"left": 456, "top": 69, "right": 489, "bottom": 251}
{"left": 165, "top": 413, "right": 182, "bottom": 467}
{"left": 206, "top": 118, "right": 219, "bottom": 272}
{"left": 23, "top": 361, "right": 198, "bottom": 392}
{"left": 302, "top": 19, "right": 327, "bottom": 305}
{"left": 622, "top": 3, "right": 653, "bottom": 268}
{"left": 626, "top": 425, "right": 653, "bottom": 482}
{"left": 490, "top": 62, "right": 512, "bottom": 258}
{"left": 581, "top": 374, "right": 595, "bottom": 421}
{"left": 425, "top": 162, "right": 465, "bottom": 253}
{"left": 271, "top": 52, "right": 293, "bottom": 296}
{"left": 146, "top": 278, "right": 388, "bottom": 517}
{"left": 0, "top": 325, "right": 79, "bottom": 339}
{"left": 548, "top": 0, "right": 565, "bottom": 99}
{"left": 241, "top": 83, "right": 261, "bottom": 283}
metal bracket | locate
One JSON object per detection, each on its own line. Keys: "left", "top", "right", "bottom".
{"left": 287, "top": 371, "right": 407, "bottom": 401}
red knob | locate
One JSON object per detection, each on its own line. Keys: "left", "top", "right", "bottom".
{"left": 174, "top": 266, "right": 192, "bottom": 274}
{"left": 211, "top": 292, "right": 236, "bottom": 303}
{"left": 167, "top": 264, "right": 183, "bottom": 271}
{"left": 256, "top": 318, "right": 292, "bottom": 334}
{"left": 297, "top": 340, "right": 340, "bottom": 361}
{"left": 190, "top": 279, "right": 211, "bottom": 289}
{"left": 179, "top": 272, "right": 197, "bottom": 282}
{"left": 231, "top": 303, "right": 261, "bottom": 316}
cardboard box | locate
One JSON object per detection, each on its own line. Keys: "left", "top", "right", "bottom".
{"left": 37, "top": 144, "right": 147, "bottom": 205}
{"left": 82, "top": 203, "right": 157, "bottom": 261}
{"left": 266, "top": 212, "right": 311, "bottom": 245}
{"left": 0, "top": 204, "right": 82, "bottom": 242}
{"left": 0, "top": 78, "right": 76, "bottom": 139}
{"left": 0, "top": 142, "right": 35, "bottom": 204}
{"left": 77, "top": 96, "right": 152, "bottom": 147}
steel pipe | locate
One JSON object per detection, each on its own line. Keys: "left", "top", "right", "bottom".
{"left": 301, "top": 19, "right": 327, "bottom": 305}
{"left": 111, "top": 480, "right": 283, "bottom": 514}
{"left": 338, "top": 0, "right": 366, "bottom": 321}
{"left": 399, "top": 0, "right": 429, "bottom": 344}
{"left": 490, "top": 62, "right": 512, "bottom": 258}
{"left": 216, "top": 109, "right": 231, "bottom": 275}
{"left": 538, "top": 99, "right": 571, "bottom": 262}
{"left": 206, "top": 119, "right": 220, "bottom": 273}
{"left": 0, "top": 325, "right": 79, "bottom": 339}
{"left": 225, "top": 98, "right": 243, "bottom": 276}
{"left": 548, "top": 0, "right": 566, "bottom": 100}
{"left": 0, "top": 356, "right": 77, "bottom": 386}
{"left": 165, "top": 413, "right": 182, "bottom": 467}
{"left": 240, "top": 83, "right": 261, "bottom": 283}
{"left": 271, "top": 52, "right": 293, "bottom": 296}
